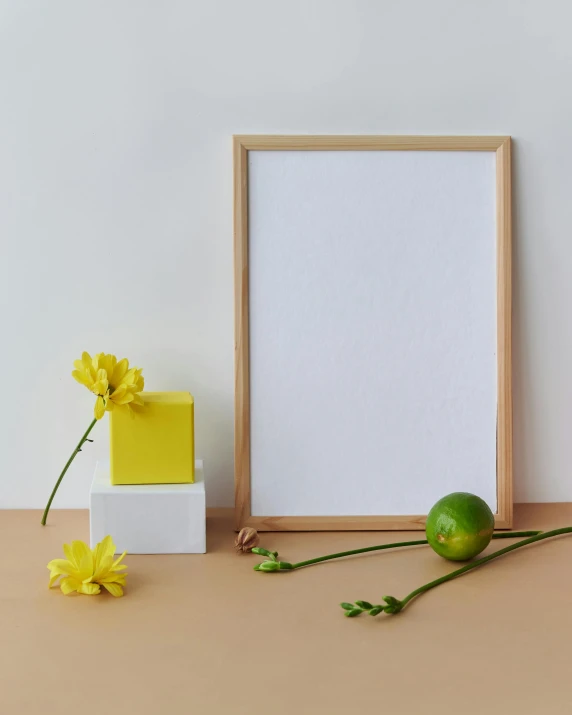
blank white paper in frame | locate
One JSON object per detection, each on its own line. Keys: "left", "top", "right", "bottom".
{"left": 235, "top": 136, "right": 512, "bottom": 530}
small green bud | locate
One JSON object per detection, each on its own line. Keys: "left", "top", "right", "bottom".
{"left": 256, "top": 560, "right": 280, "bottom": 571}
{"left": 368, "top": 606, "right": 384, "bottom": 616}
{"left": 252, "top": 547, "right": 278, "bottom": 560}
{"left": 383, "top": 596, "right": 401, "bottom": 607}
{"left": 384, "top": 605, "right": 402, "bottom": 614}
{"left": 277, "top": 561, "right": 294, "bottom": 570}
{"left": 355, "top": 600, "right": 374, "bottom": 609}
{"left": 345, "top": 608, "right": 363, "bottom": 617}
{"left": 340, "top": 602, "right": 355, "bottom": 610}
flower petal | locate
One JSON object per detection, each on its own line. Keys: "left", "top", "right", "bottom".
{"left": 60, "top": 577, "right": 80, "bottom": 595}
{"left": 111, "top": 358, "right": 129, "bottom": 387}
{"left": 77, "top": 582, "right": 101, "bottom": 596}
{"left": 120, "top": 368, "right": 137, "bottom": 386}
{"left": 111, "top": 551, "right": 127, "bottom": 569}
{"left": 72, "top": 370, "right": 92, "bottom": 388}
{"left": 92, "top": 369, "right": 109, "bottom": 396}
{"left": 105, "top": 536, "right": 117, "bottom": 557}
{"left": 48, "top": 558, "right": 79, "bottom": 587}
{"left": 94, "top": 396, "right": 106, "bottom": 420}
{"left": 92, "top": 536, "right": 118, "bottom": 579}
{"left": 48, "top": 560, "right": 76, "bottom": 588}
{"left": 98, "top": 535, "right": 116, "bottom": 561}
{"left": 101, "top": 582, "right": 124, "bottom": 597}
{"left": 71, "top": 540, "right": 90, "bottom": 566}
{"left": 77, "top": 550, "right": 94, "bottom": 582}
{"left": 63, "top": 542, "right": 77, "bottom": 567}
{"left": 49, "top": 573, "right": 61, "bottom": 588}
{"left": 47, "top": 558, "right": 74, "bottom": 575}
{"left": 99, "top": 573, "right": 126, "bottom": 585}
{"left": 134, "top": 371, "right": 144, "bottom": 392}
{"left": 93, "top": 555, "right": 113, "bottom": 581}
{"left": 106, "top": 354, "right": 117, "bottom": 375}
{"left": 112, "top": 392, "right": 134, "bottom": 406}
{"left": 110, "top": 385, "right": 126, "bottom": 401}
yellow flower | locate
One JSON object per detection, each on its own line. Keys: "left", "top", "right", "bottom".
{"left": 47, "top": 535, "right": 127, "bottom": 597}
{"left": 72, "top": 351, "right": 144, "bottom": 420}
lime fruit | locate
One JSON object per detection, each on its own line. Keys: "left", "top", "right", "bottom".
{"left": 425, "top": 492, "right": 494, "bottom": 561}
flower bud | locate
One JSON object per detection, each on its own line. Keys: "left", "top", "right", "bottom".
{"left": 345, "top": 608, "right": 363, "bottom": 617}
{"left": 383, "top": 595, "right": 401, "bottom": 607}
{"left": 235, "top": 527, "right": 260, "bottom": 553}
{"left": 384, "top": 605, "right": 401, "bottom": 614}
{"left": 368, "top": 606, "right": 384, "bottom": 616}
{"left": 256, "top": 560, "right": 280, "bottom": 571}
{"left": 251, "top": 547, "right": 277, "bottom": 560}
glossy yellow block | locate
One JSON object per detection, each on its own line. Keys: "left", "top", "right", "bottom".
{"left": 110, "top": 392, "right": 195, "bottom": 485}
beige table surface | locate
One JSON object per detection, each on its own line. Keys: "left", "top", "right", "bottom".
{"left": 1, "top": 504, "right": 572, "bottom": 714}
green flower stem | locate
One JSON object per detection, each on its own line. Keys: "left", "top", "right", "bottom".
{"left": 286, "top": 531, "right": 541, "bottom": 570}
{"left": 41, "top": 418, "right": 98, "bottom": 526}
{"left": 292, "top": 539, "right": 428, "bottom": 568}
{"left": 252, "top": 532, "right": 542, "bottom": 573}
{"left": 397, "top": 527, "right": 572, "bottom": 612}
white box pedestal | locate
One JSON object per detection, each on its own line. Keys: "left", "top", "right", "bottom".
{"left": 90, "top": 460, "right": 206, "bottom": 554}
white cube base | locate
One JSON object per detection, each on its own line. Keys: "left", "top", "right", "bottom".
{"left": 90, "top": 460, "right": 206, "bottom": 554}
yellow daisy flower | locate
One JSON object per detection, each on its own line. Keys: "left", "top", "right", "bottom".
{"left": 42, "top": 352, "right": 146, "bottom": 526}
{"left": 72, "top": 351, "right": 145, "bottom": 420}
{"left": 47, "top": 535, "right": 128, "bottom": 597}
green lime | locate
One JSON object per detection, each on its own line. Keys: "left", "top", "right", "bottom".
{"left": 425, "top": 492, "right": 494, "bottom": 561}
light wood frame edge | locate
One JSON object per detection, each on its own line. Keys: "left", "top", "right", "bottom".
{"left": 495, "top": 137, "right": 513, "bottom": 529}
{"left": 234, "top": 135, "right": 509, "bottom": 152}
{"left": 234, "top": 135, "right": 513, "bottom": 531}
{"left": 234, "top": 137, "right": 251, "bottom": 530}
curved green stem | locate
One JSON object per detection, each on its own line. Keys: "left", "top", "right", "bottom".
{"left": 291, "top": 531, "right": 540, "bottom": 569}
{"left": 292, "top": 539, "right": 429, "bottom": 568}
{"left": 254, "top": 531, "right": 541, "bottom": 572}
{"left": 398, "top": 527, "right": 571, "bottom": 610}
{"left": 41, "top": 418, "right": 98, "bottom": 526}
{"left": 343, "top": 526, "right": 572, "bottom": 618}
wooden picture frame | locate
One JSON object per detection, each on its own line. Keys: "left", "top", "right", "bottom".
{"left": 234, "top": 135, "right": 512, "bottom": 531}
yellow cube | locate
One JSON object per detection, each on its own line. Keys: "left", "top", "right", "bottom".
{"left": 109, "top": 392, "right": 195, "bottom": 485}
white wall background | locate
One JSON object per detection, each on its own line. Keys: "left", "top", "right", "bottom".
{"left": 0, "top": 0, "right": 570, "bottom": 508}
